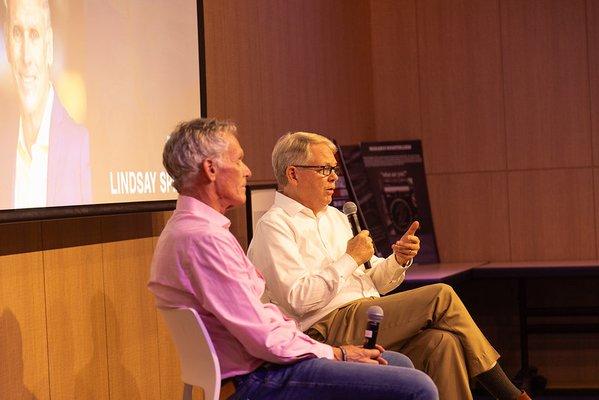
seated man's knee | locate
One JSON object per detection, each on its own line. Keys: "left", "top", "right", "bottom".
{"left": 433, "top": 331, "right": 461, "bottom": 354}
{"left": 430, "top": 283, "right": 459, "bottom": 301}
{"left": 431, "top": 282, "right": 453, "bottom": 294}
{"left": 412, "top": 371, "right": 439, "bottom": 400}
{"left": 382, "top": 350, "right": 414, "bottom": 368}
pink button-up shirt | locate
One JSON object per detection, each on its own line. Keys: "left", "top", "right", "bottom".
{"left": 148, "top": 195, "right": 333, "bottom": 378}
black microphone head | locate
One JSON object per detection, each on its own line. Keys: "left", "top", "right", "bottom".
{"left": 366, "top": 305, "right": 384, "bottom": 323}
{"left": 342, "top": 201, "right": 358, "bottom": 215}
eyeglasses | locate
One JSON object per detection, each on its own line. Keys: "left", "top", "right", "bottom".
{"left": 293, "top": 165, "right": 341, "bottom": 177}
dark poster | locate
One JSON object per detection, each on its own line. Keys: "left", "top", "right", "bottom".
{"left": 333, "top": 140, "right": 439, "bottom": 264}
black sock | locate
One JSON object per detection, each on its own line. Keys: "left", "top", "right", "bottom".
{"left": 475, "top": 363, "right": 522, "bottom": 400}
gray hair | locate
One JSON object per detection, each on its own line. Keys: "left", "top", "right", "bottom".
{"left": 163, "top": 118, "right": 237, "bottom": 192}
{"left": 272, "top": 131, "right": 336, "bottom": 187}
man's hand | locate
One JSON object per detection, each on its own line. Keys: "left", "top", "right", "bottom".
{"left": 333, "top": 344, "right": 388, "bottom": 365}
{"left": 346, "top": 230, "right": 375, "bottom": 266}
{"left": 392, "top": 221, "right": 420, "bottom": 265}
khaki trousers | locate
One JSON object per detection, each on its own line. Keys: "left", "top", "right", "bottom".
{"left": 306, "top": 283, "right": 500, "bottom": 400}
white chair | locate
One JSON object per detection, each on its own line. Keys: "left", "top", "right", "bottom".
{"left": 159, "top": 307, "right": 222, "bottom": 400}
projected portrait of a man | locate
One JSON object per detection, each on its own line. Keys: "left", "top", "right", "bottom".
{"left": 0, "top": 0, "right": 91, "bottom": 209}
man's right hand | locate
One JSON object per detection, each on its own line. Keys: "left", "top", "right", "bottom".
{"left": 346, "top": 230, "right": 374, "bottom": 266}
{"left": 333, "top": 344, "right": 388, "bottom": 365}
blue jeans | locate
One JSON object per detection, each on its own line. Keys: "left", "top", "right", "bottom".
{"left": 230, "top": 351, "right": 438, "bottom": 400}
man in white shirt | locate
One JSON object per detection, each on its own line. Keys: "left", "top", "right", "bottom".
{"left": 1, "top": 0, "right": 91, "bottom": 209}
{"left": 248, "top": 131, "right": 531, "bottom": 400}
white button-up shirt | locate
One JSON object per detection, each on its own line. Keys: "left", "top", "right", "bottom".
{"left": 248, "top": 192, "right": 408, "bottom": 331}
{"left": 14, "top": 87, "right": 54, "bottom": 208}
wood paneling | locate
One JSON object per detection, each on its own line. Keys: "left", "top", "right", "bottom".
{"left": 0, "top": 221, "right": 43, "bottom": 255}
{"left": 417, "top": 0, "right": 506, "bottom": 173}
{"left": 226, "top": 206, "right": 248, "bottom": 250}
{"left": 152, "top": 211, "right": 172, "bottom": 238}
{"left": 427, "top": 172, "right": 510, "bottom": 261}
{"left": 42, "top": 218, "right": 109, "bottom": 400}
{"left": 370, "top": 0, "right": 422, "bottom": 140}
{"left": 508, "top": 168, "right": 596, "bottom": 260}
{"left": 594, "top": 168, "right": 599, "bottom": 253}
{"left": 501, "top": 0, "right": 591, "bottom": 170}
{"left": 101, "top": 215, "right": 160, "bottom": 400}
{"left": 589, "top": 0, "right": 599, "bottom": 165}
{"left": 204, "top": 0, "right": 376, "bottom": 181}
{"left": 0, "top": 223, "right": 49, "bottom": 399}
{"left": 156, "top": 312, "right": 182, "bottom": 400}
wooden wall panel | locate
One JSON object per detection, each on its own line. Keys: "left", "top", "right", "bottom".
{"left": 594, "top": 169, "right": 599, "bottom": 253}
{"left": 101, "top": 214, "right": 160, "bottom": 400}
{"left": 508, "top": 169, "right": 596, "bottom": 261}
{"left": 589, "top": 0, "right": 599, "bottom": 165}
{"left": 204, "top": 0, "right": 376, "bottom": 182}
{"left": 155, "top": 312, "right": 182, "bottom": 400}
{"left": 370, "top": 0, "right": 422, "bottom": 140}
{"left": 501, "top": 0, "right": 591, "bottom": 170}
{"left": 226, "top": 206, "right": 249, "bottom": 250}
{"left": 427, "top": 172, "right": 510, "bottom": 261}
{"left": 150, "top": 232, "right": 182, "bottom": 400}
{"left": 42, "top": 218, "right": 109, "bottom": 400}
{"left": 417, "top": 0, "right": 506, "bottom": 173}
{"left": 203, "top": 0, "right": 267, "bottom": 177}
{"left": 0, "top": 223, "right": 49, "bottom": 400}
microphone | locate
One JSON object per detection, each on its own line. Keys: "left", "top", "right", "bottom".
{"left": 342, "top": 201, "right": 372, "bottom": 269}
{"left": 364, "top": 306, "right": 384, "bottom": 349}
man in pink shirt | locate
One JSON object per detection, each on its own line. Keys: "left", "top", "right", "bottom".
{"left": 148, "top": 118, "right": 438, "bottom": 399}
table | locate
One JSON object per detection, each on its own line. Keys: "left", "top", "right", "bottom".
{"left": 474, "top": 261, "right": 599, "bottom": 383}
{"left": 402, "top": 262, "right": 485, "bottom": 288}
{"left": 399, "top": 260, "right": 599, "bottom": 392}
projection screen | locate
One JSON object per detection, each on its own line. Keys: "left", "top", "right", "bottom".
{"left": 0, "top": 0, "right": 205, "bottom": 222}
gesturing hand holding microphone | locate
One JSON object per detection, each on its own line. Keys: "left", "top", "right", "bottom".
{"left": 331, "top": 306, "right": 388, "bottom": 365}
{"left": 345, "top": 230, "right": 374, "bottom": 269}
{"left": 343, "top": 202, "right": 374, "bottom": 268}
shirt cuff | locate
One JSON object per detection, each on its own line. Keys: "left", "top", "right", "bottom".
{"left": 336, "top": 253, "right": 359, "bottom": 281}
{"left": 323, "top": 344, "right": 335, "bottom": 360}
{"left": 392, "top": 254, "right": 413, "bottom": 270}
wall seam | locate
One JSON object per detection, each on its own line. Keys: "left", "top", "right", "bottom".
{"left": 497, "top": 0, "right": 513, "bottom": 262}
{"left": 100, "top": 222, "right": 112, "bottom": 400}
{"left": 414, "top": 0, "right": 424, "bottom": 138}
{"left": 40, "top": 222, "right": 52, "bottom": 400}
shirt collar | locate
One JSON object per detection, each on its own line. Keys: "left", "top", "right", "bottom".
{"left": 274, "top": 191, "right": 326, "bottom": 219}
{"left": 17, "top": 86, "right": 54, "bottom": 154}
{"left": 175, "top": 195, "right": 231, "bottom": 228}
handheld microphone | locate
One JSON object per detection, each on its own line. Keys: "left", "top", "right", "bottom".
{"left": 342, "top": 201, "right": 372, "bottom": 269}
{"left": 364, "top": 306, "right": 384, "bottom": 349}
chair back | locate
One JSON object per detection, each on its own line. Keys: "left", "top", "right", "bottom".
{"left": 159, "top": 307, "right": 221, "bottom": 400}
